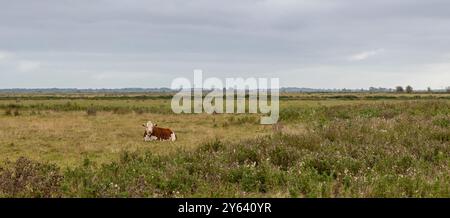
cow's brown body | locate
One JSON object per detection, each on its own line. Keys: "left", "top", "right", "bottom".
{"left": 150, "top": 126, "right": 174, "bottom": 140}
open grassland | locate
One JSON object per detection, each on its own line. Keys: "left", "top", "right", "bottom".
{"left": 0, "top": 93, "right": 449, "bottom": 197}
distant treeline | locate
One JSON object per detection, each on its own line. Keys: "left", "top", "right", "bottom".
{"left": 0, "top": 94, "right": 450, "bottom": 101}
{"left": 0, "top": 88, "right": 174, "bottom": 94}
{"left": 2, "top": 87, "right": 449, "bottom": 94}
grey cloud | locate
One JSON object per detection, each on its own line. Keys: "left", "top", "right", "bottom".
{"left": 0, "top": 0, "right": 449, "bottom": 89}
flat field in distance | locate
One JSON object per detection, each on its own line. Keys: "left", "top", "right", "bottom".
{"left": 0, "top": 92, "right": 448, "bottom": 197}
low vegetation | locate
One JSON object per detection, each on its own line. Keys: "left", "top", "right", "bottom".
{"left": 0, "top": 94, "right": 448, "bottom": 197}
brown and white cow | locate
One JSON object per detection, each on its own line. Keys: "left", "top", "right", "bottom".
{"left": 142, "top": 121, "right": 176, "bottom": 141}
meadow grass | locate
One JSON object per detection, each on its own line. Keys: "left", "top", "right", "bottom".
{"left": 0, "top": 93, "right": 448, "bottom": 197}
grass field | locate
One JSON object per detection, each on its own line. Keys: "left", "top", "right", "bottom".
{"left": 0, "top": 92, "right": 449, "bottom": 197}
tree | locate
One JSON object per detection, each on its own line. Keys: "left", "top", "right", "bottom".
{"left": 406, "top": 85, "right": 413, "bottom": 93}
{"left": 446, "top": 86, "right": 450, "bottom": 93}
{"left": 395, "top": 86, "right": 404, "bottom": 93}
{"left": 427, "top": 87, "right": 432, "bottom": 92}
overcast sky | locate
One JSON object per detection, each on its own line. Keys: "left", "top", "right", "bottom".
{"left": 0, "top": 0, "right": 449, "bottom": 89}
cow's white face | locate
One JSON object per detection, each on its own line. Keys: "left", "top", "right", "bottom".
{"left": 142, "top": 121, "right": 157, "bottom": 140}
{"left": 144, "top": 121, "right": 155, "bottom": 134}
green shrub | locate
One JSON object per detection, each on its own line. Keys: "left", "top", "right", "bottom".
{"left": 4, "top": 108, "right": 12, "bottom": 116}
{"left": 13, "top": 109, "right": 20, "bottom": 116}
{"left": 86, "top": 107, "right": 97, "bottom": 116}
{"left": 0, "top": 157, "right": 62, "bottom": 197}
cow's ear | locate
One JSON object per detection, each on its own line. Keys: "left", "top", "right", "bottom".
{"left": 154, "top": 123, "right": 157, "bottom": 126}
{"left": 142, "top": 124, "right": 146, "bottom": 128}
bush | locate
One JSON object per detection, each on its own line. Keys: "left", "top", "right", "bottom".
{"left": 86, "top": 107, "right": 97, "bottom": 116}
{"left": 133, "top": 108, "right": 145, "bottom": 115}
{"left": 4, "top": 108, "right": 12, "bottom": 116}
{"left": 0, "top": 157, "right": 63, "bottom": 197}
{"left": 13, "top": 109, "right": 20, "bottom": 116}
{"left": 113, "top": 108, "right": 129, "bottom": 115}
{"left": 5, "top": 105, "right": 20, "bottom": 116}
{"left": 406, "top": 85, "right": 413, "bottom": 93}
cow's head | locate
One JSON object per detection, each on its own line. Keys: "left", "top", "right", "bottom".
{"left": 142, "top": 121, "right": 157, "bottom": 140}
